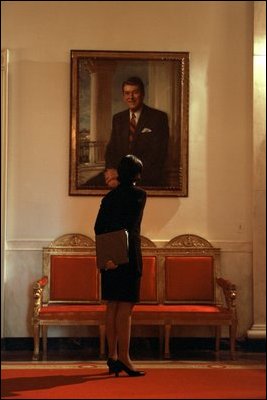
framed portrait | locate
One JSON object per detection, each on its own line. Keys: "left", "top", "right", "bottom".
{"left": 69, "top": 50, "right": 189, "bottom": 196}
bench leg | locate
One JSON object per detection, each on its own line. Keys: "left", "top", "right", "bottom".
{"left": 215, "top": 326, "right": 221, "bottom": 352}
{"left": 42, "top": 326, "right": 48, "bottom": 360}
{"left": 230, "top": 322, "right": 237, "bottom": 360}
{"left": 32, "top": 323, "right": 40, "bottom": 361}
{"left": 164, "top": 324, "right": 171, "bottom": 359}
{"left": 215, "top": 326, "right": 221, "bottom": 360}
{"left": 99, "top": 324, "right": 106, "bottom": 359}
{"left": 159, "top": 325, "right": 164, "bottom": 357}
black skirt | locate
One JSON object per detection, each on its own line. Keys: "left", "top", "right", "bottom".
{"left": 101, "top": 264, "right": 141, "bottom": 303}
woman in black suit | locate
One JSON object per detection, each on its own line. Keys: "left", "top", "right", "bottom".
{"left": 94, "top": 154, "right": 147, "bottom": 377}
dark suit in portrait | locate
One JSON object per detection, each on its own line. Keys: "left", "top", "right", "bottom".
{"left": 85, "top": 104, "right": 170, "bottom": 188}
{"left": 105, "top": 104, "right": 169, "bottom": 187}
{"left": 83, "top": 76, "right": 170, "bottom": 189}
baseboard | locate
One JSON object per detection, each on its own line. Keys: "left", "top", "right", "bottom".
{"left": 1, "top": 337, "right": 265, "bottom": 353}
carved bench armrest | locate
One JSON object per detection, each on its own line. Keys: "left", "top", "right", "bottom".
{"left": 216, "top": 277, "right": 237, "bottom": 312}
{"left": 33, "top": 276, "right": 48, "bottom": 318}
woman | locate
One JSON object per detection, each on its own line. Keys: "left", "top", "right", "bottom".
{"left": 94, "top": 154, "right": 147, "bottom": 377}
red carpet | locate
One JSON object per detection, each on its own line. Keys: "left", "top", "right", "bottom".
{"left": 1, "top": 365, "right": 266, "bottom": 399}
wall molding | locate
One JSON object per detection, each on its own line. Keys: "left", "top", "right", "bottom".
{"left": 6, "top": 240, "right": 52, "bottom": 251}
{"left": 247, "top": 324, "right": 266, "bottom": 339}
{"left": 6, "top": 239, "right": 253, "bottom": 253}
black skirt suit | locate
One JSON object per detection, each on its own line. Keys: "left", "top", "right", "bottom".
{"left": 94, "top": 183, "right": 147, "bottom": 303}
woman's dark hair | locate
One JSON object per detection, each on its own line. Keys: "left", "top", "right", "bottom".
{"left": 122, "top": 77, "right": 145, "bottom": 96}
{"left": 117, "top": 154, "right": 143, "bottom": 184}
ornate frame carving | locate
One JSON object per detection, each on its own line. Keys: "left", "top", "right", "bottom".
{"left": 69, "top": 50, "right": 189, "bottom": 197}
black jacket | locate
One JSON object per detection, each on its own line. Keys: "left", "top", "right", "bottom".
{"left": 94, "top": 183, "right": 147, "bottom": 276}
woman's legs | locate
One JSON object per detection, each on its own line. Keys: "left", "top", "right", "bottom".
{"left": 106, "top": 301, "right": 135, "bottom": 369}
{"left": 116, "top": 302, "right": 135, "bottom": 369}
{"left": 105, "top": 301, "right": 119, "bottom": 360}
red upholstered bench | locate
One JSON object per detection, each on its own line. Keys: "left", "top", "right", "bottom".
{"left": 32, "top": 234, "right": 237, "bottom": 361}
{"left": 132, "top": 236, "right": 237, "bottom": 360}
{"left": 32, "top": 235, "right": 104, "bottom": 360}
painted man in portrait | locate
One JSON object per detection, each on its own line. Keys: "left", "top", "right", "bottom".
{"left": 84, "top": 76, "right": 169, "bottom": 188}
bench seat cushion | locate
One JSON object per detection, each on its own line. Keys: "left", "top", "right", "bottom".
{"left": 132, "top": 304, "right": 233, "bottom": 323}
{"left": 38, "top": 304, "right": 233, "bottom": 324}
{"left": 39, "top": 305, "right": 106, "bottom": 320}
{"left": 134, "top": 304, "right": 229, "bottom": 312}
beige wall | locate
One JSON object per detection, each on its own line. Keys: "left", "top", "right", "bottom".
{"left": 2, "top": 1, "right": 263, "bottom": 339}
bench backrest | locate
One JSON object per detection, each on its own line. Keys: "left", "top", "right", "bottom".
{"left": 42, "top": 233, "right": 222, "bottom": 306}
{"left": 43, "top": 234, "right": 99, "bottom": 304}
{"left": 140, "top": 234, "right": 222, "bottom": 305}
{"left": 50, "top": 255, "right": 99, "bottom": 302}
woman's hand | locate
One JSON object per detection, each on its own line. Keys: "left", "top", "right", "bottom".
{"left": 105, "top": 260, "right": 118, "bottom": 270}
{"left": 104, "top": 169, "right": 119, "bottom": 188}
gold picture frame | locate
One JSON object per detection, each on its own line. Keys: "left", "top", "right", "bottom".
{"left": 69, "top": 50, "right": 189, "bottom": 196}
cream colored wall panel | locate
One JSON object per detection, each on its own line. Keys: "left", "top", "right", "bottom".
{"left": 249, "top": 0, "right": 266, "bottom": 338}
{"left": 2, "top": 1, "right": 253, "bottom": 243}
{"left": 4, "top": 250, "right": 42, "bottom": 337}
{"left": 2, "top": 1, "right": 259, "bottom": 339}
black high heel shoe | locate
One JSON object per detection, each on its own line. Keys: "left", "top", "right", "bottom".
{"left": 107, "top": 358, "right": 122, "bottom": 375}
{"left": 115, "top": 360, "right": 146, "bottom": 377}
